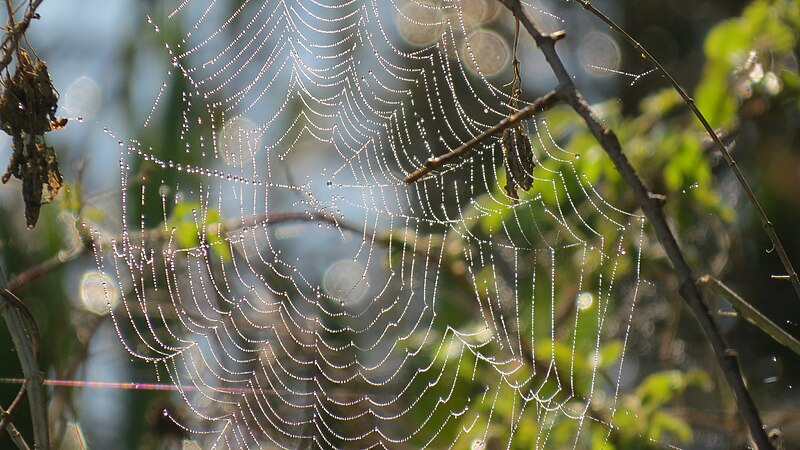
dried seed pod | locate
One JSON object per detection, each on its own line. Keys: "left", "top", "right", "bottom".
{"left": 502, "top": 125, "right": 535, "bottom": 202}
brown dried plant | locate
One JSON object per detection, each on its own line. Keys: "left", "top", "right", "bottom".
{"left": 0, "top": 47, "right": 63, "bottom": 228}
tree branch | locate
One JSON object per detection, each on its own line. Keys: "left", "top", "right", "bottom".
{"left": 491, "top": 1, "right": 772, "bottom": 447}
{"left": 0, "top": 290, "right": 49, "bottom": 449}
{"left": 0, "top": 0, "right": 44, "bottom": 73}
{"left": 0, "top": 385, "right": 26, "bottom": 434}
{"left": 1, "top": 416, "right": 30, "bottom": 450}
{"left": 573, "top": 0, "right": 800, "bottom": 304}
{"left": 0, "top": 384, "right": 30, "bottom": 449}
{"left": 6, "top": 210, "right": 367, "bottom": 294}
{"left": 404, "top": 89, "right": 561, "bottom": 183}
{"left": 698, "top": 275, "right": 800, "bottom": 356}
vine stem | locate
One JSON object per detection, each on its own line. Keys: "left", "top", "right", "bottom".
{"left": 574, "top": 0, "right": 800, "bottom": 303}
{"left": 492, "top": 0, "right": 772, "bottom": 447}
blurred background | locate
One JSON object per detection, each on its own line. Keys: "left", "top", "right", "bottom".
{"left": 1, "top": 0, "right": 798, "bottom": 448}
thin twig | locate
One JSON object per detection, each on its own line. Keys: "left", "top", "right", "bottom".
{"left": 1, "top": 415, "right": 30, "bottom": 450}
{"left": 0, "top": 0, "right": 44, "bottom": 74}
{"left": 0, "top": 384, "right": 27, "bottom": 434}
{"left": 7, "top": 210, "right": 363, "bottom": 293}
{"left": 490, "top": 0, "right": 772, "bottom": 447}
{"left": 403, "top": 89, "right": 561, "bottom": 183}
{"left": 573, "top": 0, "right": 800, "bottom": 304}
{"left": 5, "top": 243, "right": 87, "bottom": 293}
{"left": 4, "top": 0, "right": 16, "bottom": 36}
{"left": 0, "top": 286, "right": 39, "bottom": 352}
{"left": 0, "top": 290, "right": 49, "bottom": 449}
{"left": 698, "top": 275, "right": 800, "bottom": 356}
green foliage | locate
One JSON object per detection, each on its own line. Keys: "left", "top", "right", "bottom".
{"left": 166, "top": 200, "right": 231, "bottom": 262}
{"left": 443, "top": 0, "right": 799, "bottom": 447}
{"left": 2, "top": 0, "right": 799, "bottom": 448}
{"left": 613, "top": 370, "right": 711, "bottom": 447}
{"left": 696, "top": 0, "right": 798, "bottom": 127}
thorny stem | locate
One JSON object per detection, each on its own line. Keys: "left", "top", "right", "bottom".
{"left": 490, "top": 0, "right": 771, "bottom": 447}
{"left": 573, "top": 0, "right": 800, "bottom": 304}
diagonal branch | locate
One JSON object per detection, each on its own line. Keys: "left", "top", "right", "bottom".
{"left": 0, "top": 384, "right": 27, "bottom": 435}
{"left": 698, "top": 275, "right": 800, "bottom": 356}
{"left": 489, "top": 0, "right": 772, "bottom": 447}
{"left": 404, "top": 89, "right": 561, "bottom": 183}
{"left": 1, "top": 416, "right": 30, "bottom": 450}
{"left": 573, "top": 0, "right": 800, "bottom": 303}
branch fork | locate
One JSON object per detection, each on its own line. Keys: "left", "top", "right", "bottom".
{"left": 404, "top": 0, "right": 775, "bottom": 447}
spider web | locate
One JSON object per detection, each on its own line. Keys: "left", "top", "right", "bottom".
{"left": 90, "top": 0, "right": 654, "bottom": 447}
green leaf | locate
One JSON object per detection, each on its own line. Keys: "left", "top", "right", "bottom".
{"left": 597, "top": 340, "right": 623, "bottom": 369}
{"left": 167, "top": 200, "right": 231, "bottom": 262}
{"left": 635, "top": 369, "right": 709, "bottom": 409}
{"left": 650, "top": 411, "right": 693, "bottom": 443}
{"left": 640, "top": 89, "right": 682, "bottom": 117}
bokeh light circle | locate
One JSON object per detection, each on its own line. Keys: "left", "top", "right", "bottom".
{"left": 463, "top": 30, "right": 509, "bottom": 77}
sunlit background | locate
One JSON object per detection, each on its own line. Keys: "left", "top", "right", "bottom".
{"left": 1, "top": 0, "right": 799, "bottom": 448}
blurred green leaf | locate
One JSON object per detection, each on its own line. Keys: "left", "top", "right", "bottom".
{"left": 167, "top": 200, "right": 231, "bottom": 262}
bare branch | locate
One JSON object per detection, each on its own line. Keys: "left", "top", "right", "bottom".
{"left": 573, "top": 0, "right": 800, "bottom": 304}
{"left": 490, "top": 0, "right": 773, "bottom": 447}
{"left": 6, "top": 210, "right": 364, "bottom": 293}
{"left": 1, "top": 415, "right": 31, "bottom": 450}
{"left": 698, "top": 275, "right": 800, "bottom": 356}
{"left": 0, "top": 290, "right": 49, "bottom": 449}
{"left": 403, "top": 89, "right": 561, "bottom": 183}
{"left": 0, "top": 385, "right": 27, "bottom": 434}
{"left": 5, "top": 243, "right": 87, "bottom": 293}
{"left": 0, "top": 0, "right": 45, "bottom": 74}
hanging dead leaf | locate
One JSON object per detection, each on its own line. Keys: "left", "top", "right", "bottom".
{"left": 502, "top": 124, "right": 535, "bottom": 203}
{"left": 0, "top": 48, "right": 64, "bottom": 228}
